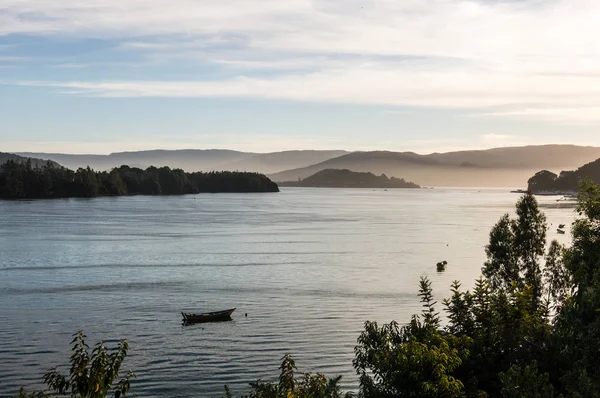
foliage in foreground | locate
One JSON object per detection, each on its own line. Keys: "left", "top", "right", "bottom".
{"left": 353, "top": 181, "right": 600, "bottom": 397}
{"left": 16, "top": 332, "right": 134, "bottom": 398}
{"left": 222, "top": 354, "right": 353, "bottom": 398}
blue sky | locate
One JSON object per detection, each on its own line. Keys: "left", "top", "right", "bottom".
{"left": 1, "top": 0, "right": 600, "bottom": 154}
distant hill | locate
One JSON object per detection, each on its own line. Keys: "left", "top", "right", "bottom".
{"left": 527, "top": 158, "right": 600, "bottom": 193}
{"left": 269, "top": 145, "right": 600, "bottom": 187}
{"left": 428, "top": 145, "right": 600, "bottom": 169}
{"left": 14, "top": 145, "right": 600, "bottom": 187}
{"left": 220, "top": 150, "right": 349, "bottom": 174}
{"left": 279, "top": 169, "right": 420, "bottom": 188}
{"left": 0, "top": 152, "right": 59, "bottom": 168}
{"left": 16, "top": 150, "right": 349, "bottom": 174}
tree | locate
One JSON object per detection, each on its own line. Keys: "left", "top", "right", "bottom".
{"left": 499, "top": 361, "right": 555, "bottom": 398}
{"left": 543, "top": 240, "right": 569, "bottom": 310}
{"left": 527, "top": 170, "right": 558, "bottom": 193}
{"left": 483, "top": 193, "right": 547, "bottom": 309}
{"left": 223, "top": 354, "right": 353, "bottom": 398}
{"left": 554, "top": 180, "right": 600, "bottom": 396}
{"left": 353, "top": 277, "right": 469, "bottom": 398}
{"left": 75, "top": 167, "right": 100, "bottom": 198}
{"left": 0, "top": 161, "right": 279, "bottom": 199}
{"left": 354, "top": 192, "right": 561, "bottom": 397}
{"left": 16, "top": 331, "right": 135, "bottom": 398}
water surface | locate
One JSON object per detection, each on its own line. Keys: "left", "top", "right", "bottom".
{"left": 0, "top": 188, "right": 575, "bottom": 397}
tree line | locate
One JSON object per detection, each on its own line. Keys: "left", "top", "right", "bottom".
{"left": 279, "top": 169, "right": 421, "bottom": 189}
{"left": 0, "top": 160, "right": 279, "bottom": 199}
{"left": 528, "top": 157, "right": 600, "bottom": 193}
{"left": 15, "top": 182, "right": 600, "bottom": 397}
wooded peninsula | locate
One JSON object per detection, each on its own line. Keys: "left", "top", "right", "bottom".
{"left": 279, "top": 169, "right": 420, "bottom": 189}
{"left": 0, "top": 160, "right": 279, "bottom": 199}
{"left": 528, "top": 157, "right": 600, "bottom": 193}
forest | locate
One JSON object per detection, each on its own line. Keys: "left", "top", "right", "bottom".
{"left": 15, "top": 181, "right": 600, "bottom": 398}
{"left": 0, "top": 160, "right": 279, "bottom": 199}
{"left": 278, "top": 168, "right": 420, "bottom": 188}
{"left": 528, "top": 157, "right": 600, "bottom": 193}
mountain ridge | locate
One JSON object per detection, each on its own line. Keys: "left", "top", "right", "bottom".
{"left": 0, "top": 152, "right": 60, "bottom": 168}
{"left": 12, "top": 145, "right": 600, "bottom": 187}
{"left": 268, "top": 145, "right": 600, "bottom": 187}
{"left": 15, "top": 149, "right": 349, "bottom": 175}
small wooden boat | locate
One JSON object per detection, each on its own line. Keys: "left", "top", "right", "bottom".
{"left": 182, "top": 308, "right": 235, "bottom": 323}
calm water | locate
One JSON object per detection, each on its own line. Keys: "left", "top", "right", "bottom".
{"left": 0, "top": 188, "right": 576, "bottom": 397}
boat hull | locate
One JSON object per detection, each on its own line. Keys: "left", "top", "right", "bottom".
{"left": 182, "top": 308, "right": 235, "bottom": 323}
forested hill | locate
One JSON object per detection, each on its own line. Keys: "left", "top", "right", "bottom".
{"left": 279, "top": 169, "right": 420, "bottom": 188}
{"left": 0, "top": 161, "right": 279, "bottom": 199}
{"left": 0, "top": 152, "right": 59, "bottom": 168}
{"left": 527, "top": 157, "right": 600, "bottom": 193}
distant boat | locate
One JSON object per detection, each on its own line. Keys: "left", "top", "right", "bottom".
{"left": 182, "top": 308, "right": 235, "bottom": 323}
{"left": 558, "top": 224, "right": 566, "bottom": 229}
{"left": 557, "top": 229, "right": 566, "bottom": 235}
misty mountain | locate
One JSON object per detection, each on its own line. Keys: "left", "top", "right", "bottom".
{"left": 0, "top": 152, "right": 59, "bottom": 168}
{"left": 429, "top": 145, "right": 600, "bottom": 169}
{"left": 220, "top": 150, "right": 349, "bottom": 174}
{"left": 269, "top": 145, "right": 600, "bottom": 187}
{"left": 14, "top": 145, "right": 600, "bottom": 187}
{"left": 16, "top": 150, "right": 348, "bottom": 175}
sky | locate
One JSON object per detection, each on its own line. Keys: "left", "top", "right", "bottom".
{"left": 1, "top": 0, "right": 600, "bottom": 154}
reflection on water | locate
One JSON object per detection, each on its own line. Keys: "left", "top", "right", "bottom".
{"left": 0, "top": 188, "right": 576, "bottom": 397}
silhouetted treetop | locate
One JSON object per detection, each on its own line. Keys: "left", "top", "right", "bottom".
{"left": 528, "top": 157, "right": 600, "bottom": 193}
{"left": 0, "top": 161, "right": 279, "bottom": 199}
{"left": 279, "top": 168, "right": 420, "bottom": 188}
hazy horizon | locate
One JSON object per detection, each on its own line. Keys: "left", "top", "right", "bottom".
{"left": 9, "top": 142, "right": 600, "bottom": 156}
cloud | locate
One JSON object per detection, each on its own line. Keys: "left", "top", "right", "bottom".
{"left": 2, "top": 0, "right": 600, "bottom": 123}
{"left": 0, "top": 56, "right": 25, "bottom": 61}
{"left": 471, "top": 107, "right": 600, "bottom": 124}
{"left": 12, "top": 63, "right": 600, "bottom": 111}
{"left": 52, "top": 63, "right": 89, "bottom": 69}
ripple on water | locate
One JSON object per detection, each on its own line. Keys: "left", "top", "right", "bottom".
{"left": 0, "top": 189, "right": 577, "bottom": 397}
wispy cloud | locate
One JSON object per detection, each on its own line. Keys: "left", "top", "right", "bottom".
{"left": 2, "top": 0, "right": 600, "bottom": 123}
{"left": 51, "top": 63, "right": 89, "bottom": 69}
{"left": 11, "top": 64, "right": 600, "bottom": 110}
{"left": 471, "top": 107, "right": 600, "bottom": 124}
{"left": 0, "top": 56, "right": 25, "bottom": 62}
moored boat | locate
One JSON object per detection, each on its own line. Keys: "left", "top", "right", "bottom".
{"left": 182, "top": 308, "right": 236, "bottom": 323}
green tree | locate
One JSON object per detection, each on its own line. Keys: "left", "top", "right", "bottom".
{"left": 354, "top": 193, "right": 560, "bottom": 397}
{"left": 16, "top": 331, "right": 135, "bottom": 398}
{"left": 483, "top": 193, "right": 547, "bottom": 308}
{"left": 499, "top": 361, "right": 555, "bottom": 398}
{"left": 554, "top": 180, "right": 600, "bottom": 396}
{"left": 75, "top": 167, "right": 100, "bottom": 198}
{"left": 527, "top": 170, "right": 558, "bottom": 193}
{"left": 543, "top": 240, "right": 570, "bottom": 310}
{"left": 224, "top": 354, "right": 353, "bottom": 398}
{"left": 354, "top": 277, "right": 469, "bottom": 398}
